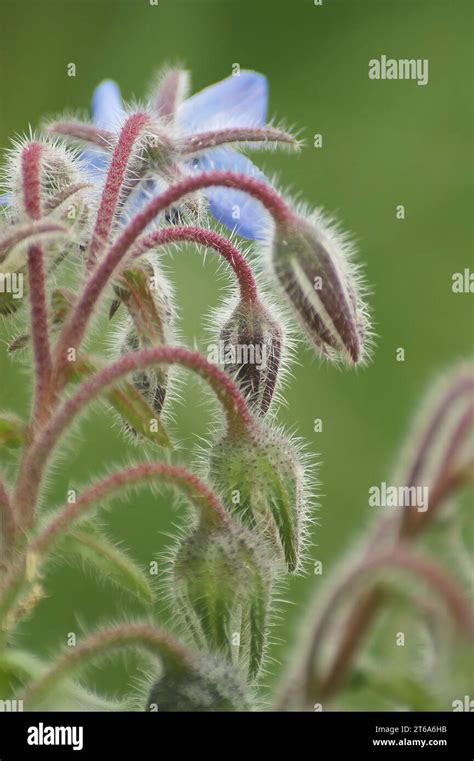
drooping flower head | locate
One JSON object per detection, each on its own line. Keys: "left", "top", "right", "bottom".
{"left": 269, "top": 207, "right": 371, "bottom": 365}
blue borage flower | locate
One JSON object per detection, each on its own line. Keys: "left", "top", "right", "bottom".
{"left": 84, "top": 71, "right": 277, "bottom": 240}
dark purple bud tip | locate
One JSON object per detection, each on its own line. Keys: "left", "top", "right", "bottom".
{"left": 272, "top": 215, "right": 368, "bottom": 364}
{"left": 218, "top": 298, "right": 282, "bottom": 416}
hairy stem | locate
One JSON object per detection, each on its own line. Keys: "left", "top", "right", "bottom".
{"left": 14, "top": 346, "right": 255, "bottom": 528}
{"left": 21, "top": 143, "right": 42, "bottom": 220}
{"left": 181, "top": 126, "right": 299, "bottom": 154}
{"left": 48, "top": 121, "right": 114, "bottom": 148}
{"left": 401, "top": 402, "right": 474, "bottom": 539}
{"left": 153, "top": 68, "right": 187, "bottom": 119}
{"left": 132, "top": 225, "right": 258, "bottom": 302}
{"left": 403, "top": 372, "right": 474, "bottom": 489}
{"left": 0, "top": 221, "right": 66, "bottom": 262}
{"left": 87, "top": 112, "right": 152, "bottom": 268}
{"left": 53, "top": 170, "right": 293, "bottom": 385}
{"left": 278, "top": 546, "right": 473, "bottom": 709}
{"left": 23, "top": 623, "right": 193, "bottom": 708}
{"left": 34, "top": 463, "right": 230, "bottom": 556}
{"left": 44, "top": 182, "right": 93, "bottom": 213}
{"left": 27, "top": 246, "right": 53, "bottom": 425}
{"left": 0, "top": 464, "right": 229, "bottom": 626}
{"left": 21, "top": 143, "right": 53, "bottom": 425}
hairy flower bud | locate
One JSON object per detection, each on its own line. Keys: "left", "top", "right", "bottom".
{"left": 209, "top": 425, "right": 309, "bottom": 573}
{"left": 6, "top": 139, "right": 88, "bottom": 222}
{"left": 218, "top": 298, "right": 282, "bottom": 416}
{"left": 114, "top": 259, "right": 174, "bottom": 420}
{"left": 172, "top": 518, "right": 272, "bottom": 680}
{"left": 146, "top": 651, "right": 253, "bottom": 711}
{"left": 271, "top": 214, "right": 368, "bottom": 363}
{"left": 119, "top": 325, "right": 167, "bottom": 417}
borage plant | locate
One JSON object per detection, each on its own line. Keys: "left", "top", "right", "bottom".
{"left": 0, "top": 68, "right": 471, "bottom": 712}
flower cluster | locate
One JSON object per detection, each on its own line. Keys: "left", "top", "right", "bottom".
{"left": 0, "top": 67, "right": 470, "bottom": 713}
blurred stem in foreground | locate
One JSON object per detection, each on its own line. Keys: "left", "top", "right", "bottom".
{"left": 276, "top": 363, "right": 474, "bottom": 710}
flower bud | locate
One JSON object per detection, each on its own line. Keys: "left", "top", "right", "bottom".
{"left": 271, "top": 214, "right": 367, "bottom": 363}
{"left": 172, "top": 518, "right": 272, "bottom": 680}
{"left": 6, "top": 139, "right": 88, "bottom": 220}
{"left": 146, "top": 651, "right": 253, "bottom": 712}
{"left": 119, "top": 324, "right": 168, "bottom": 417}
{"left": 218, "top": 298, "right": 282, "bottom": 416}
{"left": 208, "top": 424, "right": 308, "bottom": 574}
{"left": 114, "top": 259, "right": 174, "bottom": 419}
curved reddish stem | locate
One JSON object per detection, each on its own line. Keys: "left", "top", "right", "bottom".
{"left": 153, "top": 68, "right": 188, "bottom": 119}
{"left": 401, "top": 401, "right": 474, "bottom": 539}
{"left": 312, "top": 548, "right": 474, "bottom": 701}
{"left": 48, "top": 120, "right": 114, "bottom": 148}
{"left": 53, "top": 170, "right": 293, "bottom": 385}
{"left": 132, "top": 225, "right": 258, "bottom": 303}
{"left": 277, "top": 546, "right": 473, "bottom": 709}
{"left": 181, "top": 126, "right": 299, "bottom": 154}
{"left": 23, "top": 624, "right": 193, "bottom": 708}
{"left": 14, "top": 346, "right": 255, "bottom": 528}
{"left": 87, "top": 112, "right": 152, "bottom": 268}
{"left": 403, "top": 372, "right": 474, "bottom": 489}
{"left": 21, "top": 142, "right": 42, "bottom": 220}
{"left": 2, "top": 464, "right": 229, "bottom": 623}
{"left": 34, "top": 463, "right": 230, "bottom": 557}
{"left": 21, "top": 143, "right": 52, "bottom": 425}
{"left": 0, "top": 221, "right": 66, "bottom": 262}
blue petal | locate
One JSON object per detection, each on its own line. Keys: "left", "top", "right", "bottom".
{"left": 81, "top": 80, "right": 124, "bottom": 180}
{"left": 191, "top": 147, "right": 271, "bottom": 240}
{"left": 177, "top": 71, "right": 268, "bottom": 132}
{"left": 92, "top": 79, "right": 124, "bottom": 130}
{"left": 0, "top": 193, "right": 12, "bottom": 206}
{"left": 123, "top": 177, "right": 161, "bottom": 220}
{"left": 81, "top": 149, "right": 108, "bottom": 181}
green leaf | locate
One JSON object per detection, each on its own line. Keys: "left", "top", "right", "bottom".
{"left": 67, "top": 355, "right": 173, "bottom": 449}
{"left": 0, "top": 412, "right": 27, "bottom": 449}
{"left": 59, "top": 525, "right": 155, "bottom": 604}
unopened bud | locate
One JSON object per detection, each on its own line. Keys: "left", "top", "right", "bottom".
{"left": 219, "top": 298, "right": 282, "bottom": 416}
{"left": 271, "top": 215, "right": 368, "bottom": 364}
{"left": 115, "top": 260, "right": 174, "bottom": 419}
{"left": 173, "top": 518, "right": 272, "bottom": 680}
{"left": 209, "top": 424, "right": 309, "bottom": 574}
{"left": 119, "top": 324, "right": 167, "bottom": 417}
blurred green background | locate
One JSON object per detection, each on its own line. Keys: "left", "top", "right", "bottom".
{"left": 0, "top": 0, "right": 472, "bottom": 704}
